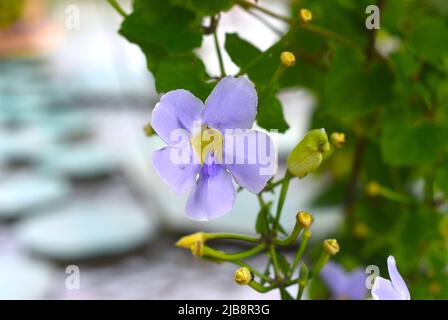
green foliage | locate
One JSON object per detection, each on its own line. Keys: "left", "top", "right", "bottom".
{"left": 113, "top": 0, "right": 448, "bottom": 299}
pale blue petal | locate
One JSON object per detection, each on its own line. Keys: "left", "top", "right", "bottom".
{"left": 186, "top": 164, "right": 235, "bottom": 220}
{"left": 223, "top": 130, "right": 276, "bottom": 193}
{"left": 152, "top": 146, "right": 200, "bottom": 195}
{"left": 151, "top": 89, "right": 203, "bottom": 145}
{"left": 204, "top": 76, "right": 257, "bottom": 131}
{"left": 387, "top": 256, "right": 410, "bottom": 300}
{"left": 372, "top": 277, "right": 403, "bottom": 300}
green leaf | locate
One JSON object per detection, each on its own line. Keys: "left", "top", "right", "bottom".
{"left": 276, "top": 253, "right": 290, "bottom": 277}
{"left": 436, "top": 166, "right": 448, "bottom": 196}
{"left": 323, "top": 47, "right": 395, "bottom": 119}
{"left": 155, "top": 55, "right": 212, "bottom": 100}
{"left": 120, "top": 0, "right": 202, "bottom": 54}
{"left": 257, "top": 92, "right": 289, "bottom": 133}
{"left": 280, "top": 288, "right": 294, "bottom": 300}
{"left": 255, "top": 209, "right": 269, "bottom": 235}
{"left": 381, "top": 121, "right": 445, "bottom": 166}
{"left": 225, "top": 33, "right": 262, "bottom": 69}
{"left": 408, "top": 17, "right": 448, "bottom": 64}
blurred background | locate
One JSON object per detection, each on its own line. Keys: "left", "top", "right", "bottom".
{"left": 0, "top": 0, "right": 343, "bottom": 299}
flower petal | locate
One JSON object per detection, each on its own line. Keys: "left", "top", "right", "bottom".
{"left": 223, "top": 130, "right": 276, "bottom": 193}
{"left": 372, "top": 277, "right": 403, "bottom": 300}
{"left": 320, "top": 261, "right": 349, "bottom": 298}
{"left": 387, "top": 256, "right": 410, "bottom": 300}
{"left": 152, "top": 146, "right": 200, "bottom": 195}
{"left": 204, "top": 76, "right": 257, "bottom": 131}
{"left": 346, "top": 268, "right": 368, "bottom": 300}
{"left": 151, "top": 89, "right": 203, "bottom": 145}
{"left": 186, "top": 164, "right": 236, "bottom": 220}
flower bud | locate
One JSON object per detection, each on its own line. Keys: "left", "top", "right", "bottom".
{"left": 190, "top": 241, "right": 204, "bottom": 257}
{"left": 353, "top": 222, "right": 369, "bottom": 239}
{"left": 298, "top": 263, "right": 309, "bottom": 287}
{"left": 287, "top": 129, "right": 330, "bottom": 178}
{"left": 176, "top": 232, "right": 206, "bottom": 249}
{"left": 280, "top": 51, "right": 296, "bottom": 67}
{"left": 299, "top": 9, "right": 313, "bottom": 23}
{"left": 234, "top": 267, "right": 253, "bottom": 285}
{"left": 296, "top": 211, "right": 313, "bottom": 228}
{"left": 330, "top": 132, "right": 345, "bottom": 148}
{"left": 366, "top": 181, "right": 381, "bottom": 197}
{"left": 323, "top": 239, "right": 340, "bottom": 256}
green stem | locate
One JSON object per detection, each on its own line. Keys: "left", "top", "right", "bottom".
{"left": 299, "top": 23, "right": 359, "bottom": 50}
{"left": 273, "top": 222, "right": 302, "bottom": 246}
{"left": 269, "top": 245, "right": 281, "bottom": 280}
{"left": 249, "top": 281, "right": 272, "bottom": 293}
{"left": 297, "top": 283, "right": 306, "bottom": 300}
{"left": 287, "top": 233, "right": 309, "bottom": 278}
{"left": 310, "top": 252, "right": 330, "bottom": 279}
{"left": 240, "top": 5, "right": 283, "bottom": 36}
{"left": 106, "top": 0, "right": 128, "bottom": 18}
{"left": 257, "top": 193, "right": 271, "bottom": 234}
{"left": 237, "top": 0, "right": 292, "bottom": 24}
{"left": 203, "top": 244, "right": 265, "bottom": 261}
{"left": 379, "top": 186, "right": 416, "bottom": 205}
{"left": 260, "top": 259, "right": 272, "bottom": 285}
{"left": 273, "top": 171, "right": 292, "bottom": 229}
{"left": 206, "top": 233, "right": 260, "bottom": 243}
{"left": 213, "top": 30, "right": 226, "bottom": 77}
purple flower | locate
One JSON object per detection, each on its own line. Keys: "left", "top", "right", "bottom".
{"left": 320, "top": 261, "right": 367, "bottom": 300}
{"left": 371, "top": 256, "right": 410, "bottom": 300}
{"left": 151, "top": 76, "right": 275, "bottom": 220}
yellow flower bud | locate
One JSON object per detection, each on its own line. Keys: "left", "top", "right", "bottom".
{"left": 299, "top": 9, "right": 313, "bottom": 23}
{"left": 353, "top": 222, "right": 369, "bottom": 239}
{"left": 366, "top": 181, "right": 381, "bottom": 197}
{"left": 234, "top": 267, "right": 253, "bottom": 285}
{"left": 330, "top": 132, "right": 345, "bottom": 148}
{"left": 323, "top": 239, "right": 340, "bottom": 256}
{"left": 190, "top": 241, "right": 204, "bottom": 257}
{"left": 287, "top": 129, "right": 330, "bottom": 178}
{"left": 296, "top": 211, "right": 313, "bottom": 228}
{"left": 280, "top": 51, "right": 296, "bottom": 67}
{"left": 176, "top": 232, "right": 206, "bottom": 249}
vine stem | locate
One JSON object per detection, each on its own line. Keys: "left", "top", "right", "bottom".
{"left": 287, "top": 233, "right": 309, "bottom": 278}
{"left": 203, "top": 244, "right": 265, "bottom": 261}
{"left": 237, "top": 0, "right": 292, "bottom": 24}
{"left": 213, "top": 30, "right": 226, "bottom": 77}
{"left": 206, "top": 232, "right": 260, "bottom": 243}
{"left": 273, "top": 171, "right": 292, "bottom": 229}
{"left": 106, "top": 0, "right": 128, "bottom": 18}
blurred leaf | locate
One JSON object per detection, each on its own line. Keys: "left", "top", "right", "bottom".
{"left": 408, "top": 17, "right": 448, "bottom": 64}
{"left": 381, "top": 121, "right": 445, "bottom": 166}
{"left": 179, "top": 0, "right": 237, "bottom": 15}
{"left": 277, "top": 253, "right": 290, "bottom": 276}
{"left": 255, "top": 209, "right": 269, "bottom": 235}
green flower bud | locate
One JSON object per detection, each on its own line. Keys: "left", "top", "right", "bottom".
{"left": 287, "top": 129, "right": 330, "bottom": 178}
{"left": 143, "top": 123, "right": 155, "bottom": 137}
{"left": 298, "top": 263, "right": 309, "bottom": 287}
